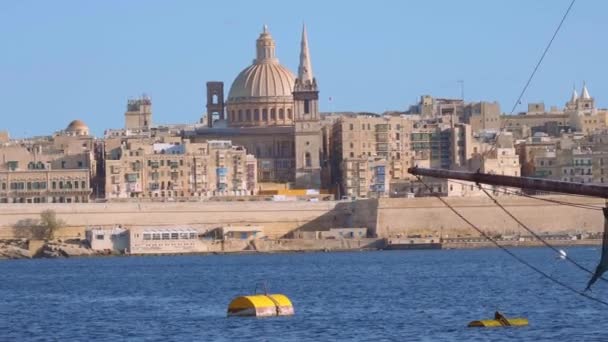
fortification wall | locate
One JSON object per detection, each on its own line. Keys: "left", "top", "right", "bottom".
{"left": 0, "top": 201, "right": 344, "bottom": 239}
{"left": 377, "top": 196, "right": 605, "bottom": 237}
{"left": 0, "top": 195, "right": 602, "bottom": 241}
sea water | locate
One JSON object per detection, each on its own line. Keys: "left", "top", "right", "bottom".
{"left": 1, "top": 247, "right": 607, "bottom": 341}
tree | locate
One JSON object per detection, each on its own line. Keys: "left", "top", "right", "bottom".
{"left": 38, "top": 210, "right": 64, "bottom": 240}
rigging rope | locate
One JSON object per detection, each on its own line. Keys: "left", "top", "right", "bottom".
{"left": 416, "top": 176, "right": 608, "bottom": 307}
{"left": 507, "top": 0, "right": 577, "bottom": 115}
{"left": 486, "top": 0, "right": 576, "bottom": 163}
{"left": 478, "top": 185, "right": 607, "bottom": 284}
{"left": 447, "top": 179, "right": 604, "bottom": 211}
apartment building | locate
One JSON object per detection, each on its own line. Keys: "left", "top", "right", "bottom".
{"left": 104, "top": 137, "right": 257, "bottom": 200}
{"left": 331, "top": 115, "right": 415, "bottom": 198}
{"left": 0, "top": 121, "right": 94, "bottom": 203}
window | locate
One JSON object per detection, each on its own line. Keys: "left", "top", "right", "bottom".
{"left": 350, "top": 124, "right": 354, "bottom": 130}
{"left": 270, "top": 108, "right": 276, "bottom": 120}
{"left": 189, "top": 233, "right": 197, "bottom": 239}
{"left": 161, "top": 233, "right": 170, "bottom": 240}
{"left": 254, "top": 109, "right": 259, "bottom": 121}
{"left": 171, "top": 233, "right": 179, "bottom": 240}
{"left": 304, "top": 100, "right": 310, "bottom": 114}
{"left": 279, "top": 109, "right": 284, "bottom": 120}
{"left": 82, "top": 181, "right": 86, "bottom": 188}
{"left": 305, "top": 152, "right": 312, "bottom": 167}
{"left": 143, "top": 234, "right": 151, "bottom": 241}
{"left": 152, "top": 233, "right": 161, "bottom": 240}
{"left": 262, "top": 109, "right": 268, "bottom": 121}
{"left": 95, "top": 234, "right": 104, "bottom": 240}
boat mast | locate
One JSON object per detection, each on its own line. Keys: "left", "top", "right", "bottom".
{"left": 407, "top": 167, "right": 608, "bottom": 198}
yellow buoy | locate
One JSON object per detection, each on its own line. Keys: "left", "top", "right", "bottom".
{"left": 227, "top": 294, "right": 294, "bottom": 317}
{"left": 468, "top": 312, "right": 528, "bottom": 327}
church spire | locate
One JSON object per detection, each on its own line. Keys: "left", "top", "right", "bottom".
{"left": 570, "top": 84, "right": 578, "bottom": 103}
{"left": 581, "top": 81, "right": 591, "bottom": 100}
{"left": 298, "top": 24, "right": 314, "bottom": 83}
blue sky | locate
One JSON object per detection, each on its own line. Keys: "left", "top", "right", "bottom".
{"left": 0, "top": 0, "right": 606, "bottom": 137}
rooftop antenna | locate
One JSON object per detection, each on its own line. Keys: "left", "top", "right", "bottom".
{"left": 457, "top": 80, "right": 464, "bottom": 101}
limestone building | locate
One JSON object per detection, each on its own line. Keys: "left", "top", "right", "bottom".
{"left": 331, "top": 115, "right": 415, "bottom": 198}
{"left": 0, "top": 121, "right": 95, "bottom": 203}
{"left": 125, "top": 95, "right": 152, "bottom": 131}
{"left": 104, "top": 137, "right": 257, "bottom": 200}
{"left": 190, "top": 25, "right": 323, "bottom": 189}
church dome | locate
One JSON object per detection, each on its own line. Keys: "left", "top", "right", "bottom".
{"left": 66, "top": 120, "right": 89, "bottom": 136}
{"left": 228, "top": 63, "right": 295, "bottom": 101}
{"left": 226, "top": 26, "right": 295, "bottom": 127}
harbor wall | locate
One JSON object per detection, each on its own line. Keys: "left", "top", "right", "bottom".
{"left": 0, "top": 195, "right": 603, "bottom": 240}
{"left": 0, "top": 200, "right": 375, "bottom": 240}
{"left": 376, "top": 196, "right": 605, "bottom": 237}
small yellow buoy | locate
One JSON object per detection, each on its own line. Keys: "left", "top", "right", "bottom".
{"left": 468, "top": 312, "right": 528, "bottom": 327}
{"left": 227, "top": 294, "right": 294, "bottom": 317}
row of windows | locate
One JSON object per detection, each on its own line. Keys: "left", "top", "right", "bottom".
{"left": 230, "top": 108, "right": 293, "bottom": 122}
{"left": 1, "top": 180, "right": 87, "bottom": 190}
{"left": 350, "top": 123, "right": 404, "bottom": 131}
{"left": 143, "top": 232, "right": 198, "bottom": 240}
{"left": 148, "top": 160, "right": 184, "bottom": 167}
{"left": 0, "top": 196, "right": 87, "bottom": 203}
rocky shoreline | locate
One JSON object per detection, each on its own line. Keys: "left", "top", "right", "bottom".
{"left": 0, "top": 240, "right": 112, "bottom": 259}
{"left": 0, "top": 238, "right": 603, "bottom": 260}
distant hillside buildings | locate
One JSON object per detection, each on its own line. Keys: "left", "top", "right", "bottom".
{"left": 1, "top": 26, "right": 607, "bottom": 204}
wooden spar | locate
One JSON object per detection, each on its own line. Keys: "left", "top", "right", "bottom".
{"left": 407, "top": 167, "right": 608, "bottom": 199}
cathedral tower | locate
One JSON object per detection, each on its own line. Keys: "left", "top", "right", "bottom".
{"left": 293, "top": 24, "right": 322, "bottom": 189}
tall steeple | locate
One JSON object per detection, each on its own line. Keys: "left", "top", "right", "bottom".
{"left": 298, "top": 24, "right": 314, "bottom": 84}
{"left": 570, "top": 84, "right": 578, "bottom": 103}
{"left": 581, "top": 81, "right": 591, "bottom": 100}
{"left": 293, "top": 24, "right": 322, "bottom": 189}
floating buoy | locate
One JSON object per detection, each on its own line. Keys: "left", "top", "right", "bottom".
{"left": 227, "top": 294, "right": 294, "bottom": 317}
{"left": 557, "top": 249, "right": 567, "bottom": 260}
{"left": 468, "top": 312, "right": 528, "bottom": 327}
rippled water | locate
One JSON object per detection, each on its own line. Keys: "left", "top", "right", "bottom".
{"left": 1, "top": 247, "right": 608, "bottom": 341}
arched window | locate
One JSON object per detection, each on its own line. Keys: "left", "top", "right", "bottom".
{"left": 287, "top": 109, "right": 292, "bottom": 120}
{"left": 254, "top": 109, "right": 259, "bottom": 121}
{"left": 262, "top": 109, "right": 268, "bottom": 121}
{"left": 305, "top": 152, "right": 312, "bottom": 168}
{"left": 279, "top": 109, "right": 284, "bottom": 120}
{"left": 270, "top": 109, "right": 276, "bottom": 120}
{"left": 212, "top": 94, "right": 218, "bottom": 104}
{"left": 246, "top": 110, "right": 251, "bottom": 122}
{"left": 238, "top": 110, "right": 243, "bottom": 122}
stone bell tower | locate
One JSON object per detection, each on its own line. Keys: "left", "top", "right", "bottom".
{"left": 293, "top": 24, "right": 322, "bottom": 189}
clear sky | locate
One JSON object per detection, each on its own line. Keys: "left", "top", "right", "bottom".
{"left": 1, "top": 0, "right": 606, "bottom": 137}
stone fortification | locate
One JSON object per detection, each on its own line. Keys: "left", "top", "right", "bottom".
{"left": 0, "top": 196, "right": 603, "bottom": 240}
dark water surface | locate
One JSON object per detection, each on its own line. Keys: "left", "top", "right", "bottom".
{"left": 1, "top": 247, "right": 608, "bottom": 341}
